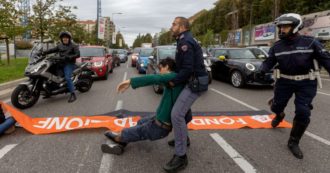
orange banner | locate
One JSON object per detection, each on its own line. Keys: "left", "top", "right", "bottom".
{"left": 0, "top": 101, "right": 291, "bottom": 135}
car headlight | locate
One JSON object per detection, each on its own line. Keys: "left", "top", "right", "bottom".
{"left": 245, "top": 63, "right": 256, "bottom": 71}
{"left": 140, "top": 63, "right": 144, "bottom": 67}
{"left": 94, "top": 61, "right": 103, "bottom": 67}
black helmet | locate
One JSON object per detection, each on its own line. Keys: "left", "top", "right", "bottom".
{"left": 274, "top": 13, "right": 303, "bottom": 39}
{"left": 59, "top": 31, "right": 72, "bottom": 39}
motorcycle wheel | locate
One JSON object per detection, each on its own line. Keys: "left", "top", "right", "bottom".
{"left": 11, "top": 85, "right": 40, "bottom": 109}
{"left": 77, "top": 77, "right": 93, "bottom": 93}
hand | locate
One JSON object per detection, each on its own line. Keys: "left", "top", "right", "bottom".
{"left": 117, "top": 80, "right": 131, "bottom": 93}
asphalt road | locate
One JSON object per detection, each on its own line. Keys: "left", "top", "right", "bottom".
{"left": 0, "top": 58, "right": 330, "bottom": 173}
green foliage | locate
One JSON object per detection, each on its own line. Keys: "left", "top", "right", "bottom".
{"left": 15, "top": 40, "right": 33, "bottom": 49}
{"left": 0, "top": 58, "right": 28, "bottom": 83}
{"left": 132, "top": 33, "right": 154, "bottom": 47}
{"left": 201, "top": 29, "right": 215, "bottom": 48}
{"left": 158, "top": 31, "right": 174, "bottom": 46}
{"left": 190, "top": 0, "right": 330, "bottom": 39}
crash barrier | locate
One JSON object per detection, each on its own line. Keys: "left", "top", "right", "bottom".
{"left": 0, "top": 101, "right": 292, "bottom": 135}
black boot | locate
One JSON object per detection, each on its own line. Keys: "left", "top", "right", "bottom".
{"left": 168, "top": 137, "right": 190, "bottom": 147}
{"left": 102, "top": 131, "right": 127, "bottom": 155}
{"left": 271, "top": 112, "right": 286, "bottom": 128}
{"left": 163, "top": 154, "right": 188, "bottom": 173}
{"left": 68, "top": 93, "right": 77, "bottom": 103}
{"left": 287, "top": 120, "right": 309, "bottom": 159}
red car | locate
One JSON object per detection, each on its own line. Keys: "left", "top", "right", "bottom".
{"left": 77, "top": 46, "right": 113, "bottom": 80}
{"left": 131, "top": 47, "right": 141, "bottom": 67}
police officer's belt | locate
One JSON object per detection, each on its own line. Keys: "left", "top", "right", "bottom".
{"left": 280, "top": 74, "right": 311, "bottom": 81}
{"left": 155, "top": 119, "right": 172, "bottom": 130}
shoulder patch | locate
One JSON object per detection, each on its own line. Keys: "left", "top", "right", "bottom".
{"left": 179, "top": 34, "right": 185, "bottom": 40}
{"left": 181, "top": 45, "right": 188, "bottom": 52}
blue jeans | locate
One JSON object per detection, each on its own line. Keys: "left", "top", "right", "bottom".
{"left": 0, "top": 117, "right": 16, "bottom": 136}
{"left": 272, "top": 78, "right": 317, "bottom": 124}
{"left": 63, "top": 63, "right": 75, "bottom": 93}
{"left": 120, "top": 116, "right": 171, "bottom": 143}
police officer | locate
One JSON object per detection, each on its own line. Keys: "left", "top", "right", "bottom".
{"left": 42, "top": 31, "right": 80, "bottom": 103}
{"left": 261, "top": 13, "right": 330, "bottom": 159}
{"left": 163, "top": 17, "right": 208, "bottom": 172}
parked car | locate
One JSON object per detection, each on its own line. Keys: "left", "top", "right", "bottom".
{"left": 246, "top": 46, "right": 270, "bottom": 58}
{"left": 76, "top": 46, "right": 113, "bottom": 80}
{"left": 209, "top": 48, "right": 273, "bottom": 88}
{"left": 136, "top": 48, "right": 153, "bottom": 74}
{"left": 109, "top": 49, "right": 121, "bottom": 67}
{"left": 112, "top": 49, "right": 128, "bottom": 63}
{"left": 147, "top": 45, "right": 176, "bottom": 94}
{"left": 131, "top": 47, "right": 141, "bottom": 67}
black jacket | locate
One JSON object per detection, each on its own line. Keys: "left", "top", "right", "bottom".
{"left": 261, "top": 35, "right": 330, "bottom": 75}
{"left": 44, "top": 41, "right": 80, "bottom": 64}
{"left": 171, "top": 31, "right": 207, "bottom": 85}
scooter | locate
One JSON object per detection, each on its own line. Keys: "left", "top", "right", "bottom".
{"left": 11, "top": 42, "right": 94, "bottom": 109}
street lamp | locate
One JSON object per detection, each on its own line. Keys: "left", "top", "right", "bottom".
{"left": 111, "top": 12, "right": 123, "bottom": 46}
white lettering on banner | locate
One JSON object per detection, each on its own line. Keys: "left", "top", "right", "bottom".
{"left": 84, "top": 119, "right": 91, "bottom": 126}
{"left": 236, "top": 118, "right": 248, "bottom": 125}
{"left": 65, "top": 118, "right": 84, "bottom": 130}
{"left": 251, "top": 115, "right": 272, "bottom": 123}
{"left": 191, "top": 117, "right": 245, "bottom": 126}
{"left": 219, "top": 117, "right": 235, "bottom": 125}
{"left": 33, "top": 118, "right": 52, "bottom": 129}
{"left": 205, "top": 119, "right": 220, "bottom": 125}
{"left": 47, "top": 118, "right": 68, "bottom": 130}
{"left": 114, "top": 118, "right": 137, "bottom": 127}
{"left": 191, "top": 119, "right": 206, "bottom": 125}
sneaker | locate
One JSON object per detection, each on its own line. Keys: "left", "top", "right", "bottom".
{"left": 101, "top": 143, "right": 124, "bottom": 155}
{"left": 104, "top": 131, "right": 127, "bottom": 147}
{"left": 163, "top": 155, "right": 188, "bottom": 173}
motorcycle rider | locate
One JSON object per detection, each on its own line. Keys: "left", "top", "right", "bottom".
{"left": 42, "top": 31, "right": 80, "bottom": 103}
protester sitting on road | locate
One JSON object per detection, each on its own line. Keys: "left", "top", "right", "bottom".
{"left": 0, "top": 104, "right": 16, "bottom": 136}
{"left": 101, "top": 58, "right": 188, "bottom": 155}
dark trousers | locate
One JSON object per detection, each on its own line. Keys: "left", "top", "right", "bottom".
{"left": 120, "top": 116, "right": 171, "bottom": 143}
{"left": 271, "top": 78, "right": 317, "bottom": 124}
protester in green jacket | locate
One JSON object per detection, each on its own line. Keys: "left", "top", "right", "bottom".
{"left": 101, "top": 58, "right": 184, "bottom": 155}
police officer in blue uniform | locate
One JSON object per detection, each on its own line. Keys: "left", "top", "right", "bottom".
{"left": 261, "top": 13, "right": 330, "bottom": 159}
{"left": 163, "top": 16, "right": 208, "bottom": 172}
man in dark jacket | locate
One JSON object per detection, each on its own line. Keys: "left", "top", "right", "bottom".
{"left": 43, "top": 31, "right": 80, "bottom": 103}
{"left": 261, "top": 13, "right": 330, "bottom": 159}
{"left": 163, "top": 16, "right": 208, "bottom": 173}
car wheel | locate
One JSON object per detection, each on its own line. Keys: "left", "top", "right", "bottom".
{"left": 102, "top": 68, "right": 109, "bottom": 80}
{"left": 153, "top": 84, "right": 163, "bottom": 94}
{"left": 230, "top": 70, "right": 245, "bottom": 88}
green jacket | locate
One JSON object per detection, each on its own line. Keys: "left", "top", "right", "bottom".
{"left": 130, "top": 73, "right": 184, "bottom": 124}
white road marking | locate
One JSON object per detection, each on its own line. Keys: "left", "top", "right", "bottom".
{"left": 210, "top": 88, "right": 330, "bottom": 146}
{"left": 210, "top": 88, "right": 259, "bottom": 111}
{"left": 317, "top": 91, "right": 330, "bottom": 96}
{"left": 210, "top": 133, "right": 257, "bottom": 173}
{"left": 0, "top": 144, "right": 17, "bottom": 159}
{"left": 123, "top": 72, "right": 127, "bottom": 81}
{"left": 126, "top": 63, "right": 129, "bottom": 68}
{"left": 98, "top": 100, "right": 123, "bottom": 173}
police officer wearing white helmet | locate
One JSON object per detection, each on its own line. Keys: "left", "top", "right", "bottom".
{"left": 261, "top": 13, "right": 330, "bottom": 159}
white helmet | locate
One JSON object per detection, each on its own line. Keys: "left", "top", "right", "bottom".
{"left": 274, "top": 13, "right": 303, "bottom": 39}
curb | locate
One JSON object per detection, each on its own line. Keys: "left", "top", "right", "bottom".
{"left": 0, "top": 78, "right": 27, "bottom": 100}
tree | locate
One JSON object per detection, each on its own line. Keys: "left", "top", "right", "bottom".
{"left": 29, "top": 0, "right": 59, "bottom": 43}
{"left": 202, "top": 29, "right": 215, "bottom": 48}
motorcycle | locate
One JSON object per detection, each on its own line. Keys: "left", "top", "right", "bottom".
{"left": 11, "top": 42, "right": 94, "bottom": 109}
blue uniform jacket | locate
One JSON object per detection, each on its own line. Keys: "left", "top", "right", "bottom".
{"left": 171, "top": 31, "right": 207, "bottom": 85}
{"left": 261, "top": 35, "right": 330, "bottom": 75}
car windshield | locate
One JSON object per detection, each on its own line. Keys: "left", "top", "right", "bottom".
{"left": 214, "top": 49, "right": 228, "bottom": 58}
{"left": 115, "top": 49, "right": 126, "bottom": 54}
{"left": 133, "top": 48, "right": 141, "bottom": 53}
{"left": 158, "top": 48, "right": 176, "bottom": 59}
{"left": 228, "top": 49, "right": 256, "bottom": 59}
{"left": 139, "top": 49, "right": 153, "bottom": 57}
{"left": 80, "top": 47, "right": 105, "bottom": 57}
{"left": 261, "top": 47, "right": 270, "bottom": 53}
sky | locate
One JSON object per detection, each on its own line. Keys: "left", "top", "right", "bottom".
{"left": 60, "top": 0, "right": 218, "bottom": 46}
